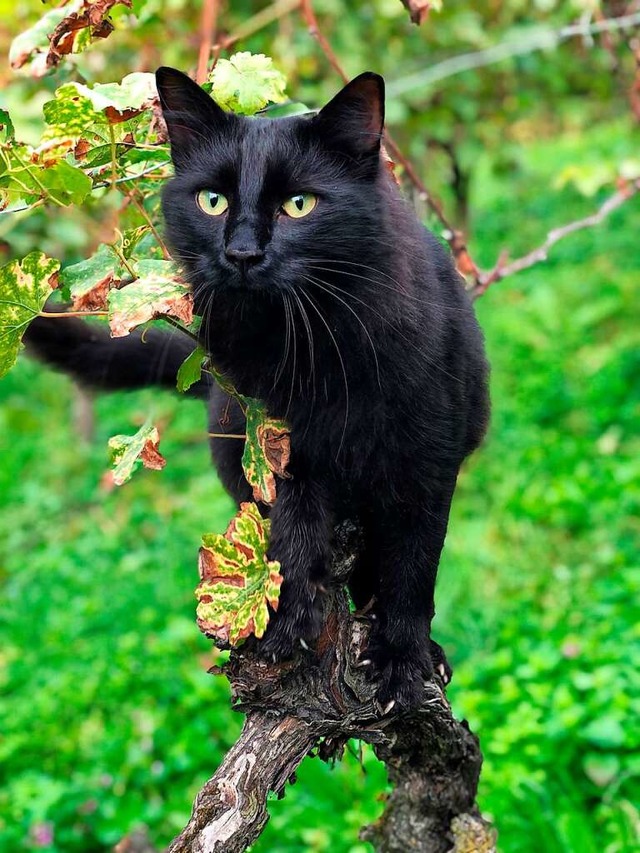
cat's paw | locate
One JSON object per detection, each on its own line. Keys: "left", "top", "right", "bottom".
{"left": 429, "top": 638, "right": 453, "bottom": 686}
{"left": 359, "top": 634, "right": 432, "bottom": 713}
{"left": 256, "top": 582, "right": 324, "bottom": 662}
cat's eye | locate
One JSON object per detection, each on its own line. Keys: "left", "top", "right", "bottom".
{"left": 281, "top": 193, "right": 317, "bottom": 219}
{"left": 196, "top": 190, "right": 229, "bottom": 216}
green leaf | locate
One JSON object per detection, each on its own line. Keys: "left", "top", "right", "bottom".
{"left": 177, "top": 345, "right": 207, "bottom": 393}
{"left": 0, "top": 252, "right": 60, "bottom": 379}
{"left": 0, "top": 110, "right": 15, "bottom": 145}
{"left": 241, "top": 400, "right": 291, "bottom": 505}
{"left": 43, "top": 84, "right": 107, "bottom": 138}
{"left": 38, "top": 160, "right": 92, "bottom": 206}
{"left": 196, "top": 502, "right": 283, "bottom": 644}
{"left": 43, "top": 73, "right": 155, "bottom": 146}
{"left": 0, "top": 144, "right": 91, "bottom": 209}
{"left": 77, "top": 73, "right": 157, "bottom": 121}
{"left": 209, "top": 52, "right": 287, "bottom": 115}
{"left": 107, "top": 260, "right": 193, "bottom": 337}
{"left": 60, "top": 245, "right": 120, "bottom": 310}
{"left": 108, "top": 421, "right": 166, "bottom": 486}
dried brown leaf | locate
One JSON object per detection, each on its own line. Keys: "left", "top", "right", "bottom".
{"left": 257, "top": 423, "right": 292, "bottom": 481}
{"left": 47, "top": 0, "right": 131, "bottom": 69}
{"left": 139, "top": 438, "right": 167, "bottom": 472}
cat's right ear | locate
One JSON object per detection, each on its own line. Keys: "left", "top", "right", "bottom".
{"left": 155, "top": 67, "right": 230, "bottom": 166}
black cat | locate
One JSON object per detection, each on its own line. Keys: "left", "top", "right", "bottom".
{"left": 25, "top": 68, "right": 490, "bottom": 710}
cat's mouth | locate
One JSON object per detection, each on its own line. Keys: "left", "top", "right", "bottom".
{"left": 220, "top": 258, "right": 270, "bottom": 290}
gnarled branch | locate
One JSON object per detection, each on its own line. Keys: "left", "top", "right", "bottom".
{"left": 167, "top": 523, "right": 496, "bottom": 853}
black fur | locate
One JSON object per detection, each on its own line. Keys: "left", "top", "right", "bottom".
{"left": 25, "top": 69, "right": 489, "bottom": 710}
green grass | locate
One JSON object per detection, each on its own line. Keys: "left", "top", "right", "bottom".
{"left": 1, "top": 124, "right": 639, "bottom": 852}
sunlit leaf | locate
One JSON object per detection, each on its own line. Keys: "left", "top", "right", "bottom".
{"left": 108, "top": 421, "right": 166, "bottom": 486}
{"left": 0, "top": 252, "right": 60, "bottom": 379}
{"left": 196, "top": 502, "right": 282, "bottom": 644}
{"left": 108, "top": 259, "right": 192, "bottom": 337}
{"left": 209, "top": 52, "right": 287, "bottom": 115}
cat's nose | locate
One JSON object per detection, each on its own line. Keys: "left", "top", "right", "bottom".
{"left": 225, "top": 246, "right": 265, "bottom": 267}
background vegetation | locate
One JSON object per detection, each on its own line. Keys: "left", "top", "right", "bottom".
{"left": 1, "top": 1, "right": 639, "bottom": 851}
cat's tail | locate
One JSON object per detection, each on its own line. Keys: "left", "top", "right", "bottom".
{"left": 23, "top": 314, "right": 211, "bottom": 399}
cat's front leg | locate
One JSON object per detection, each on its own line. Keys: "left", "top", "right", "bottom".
{"left": 258, "top": 477, "right": 333, "bottom": 660}
{"left": 364, "top": 476, "right": 457, "bottom": 711}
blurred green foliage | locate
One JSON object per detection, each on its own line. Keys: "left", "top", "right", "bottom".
{"left": 1, "top": 1, "right": 639, "bottom": 852}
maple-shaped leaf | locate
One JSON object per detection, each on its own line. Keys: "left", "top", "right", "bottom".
{"left": 196, "top": 502, "right": 282, "bottom": 644}
{"left": 209, "top": 52, "right": 286, "bottom": 115}
{"left": 108, "top": 421, "right": 166, "bottom": 486}
{"left": 242, "top": 399, "right": 291, "bottom": 505}
{"left": 0, "top": 252, "right": 60, "bottom": 379}
{"left": 60, "top": 244, "right": 120, "bottom": 311}
{"left": 177, "top": 345, "right": 207, "bottom": 393}
{"left": 108, "top": 259, "right": 193, "bottom": 337}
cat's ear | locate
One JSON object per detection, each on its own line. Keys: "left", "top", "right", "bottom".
{"left": 314, "top": 72, "right": 385, "bottom": 159}
{"left": 155, "top": 66, "right": 230, "bottom": 165}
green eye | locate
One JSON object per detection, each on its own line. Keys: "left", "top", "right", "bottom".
{"left": 282, "top": 193, "right": 317, "bottom": 218}
{"left": 196, "top": 190, "right": 229, "bottom": 216}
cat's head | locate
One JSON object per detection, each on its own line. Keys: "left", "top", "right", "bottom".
{"left": 155, "top": 67, "right": 391, "bottom": 309}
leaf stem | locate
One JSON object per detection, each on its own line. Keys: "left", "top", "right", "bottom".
{"left": 110, "top": 233, "right": 137, "bottom": 278}
{"left": 128, "top": 191, "right": 172, "bottom": 259}
{"left": 108, "top": 124, "right": 117, "bottom": 188}
{"left": 161, "top": 315, "right": 200, "bottom": 342}
{"left": 208, "top": 433, "right": 247, "bottom": 439}
{"left": 39, "top": 310, "right": 109, "bottom": 318}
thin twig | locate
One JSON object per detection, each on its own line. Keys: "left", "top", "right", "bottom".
{"left": 300, "top": 0, "right": 349, "bottom": 82}
{"left": 128, "top": 191, "right": 172, "bottom": 260}
{"left": 472, "top": 178, "right": 640, "bottom": 298}
{"left": 196, "top": 0, "right": 220, "bottom": 84}
{"left": 386, "top": 11, "right": 640, "bottom": 98}
{"left": 221, "top": 0, "right": 301, "bottom": 52}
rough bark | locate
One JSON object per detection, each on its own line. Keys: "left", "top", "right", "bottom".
{"left": 168, "top": 522, "right": 496, "bottom": 852}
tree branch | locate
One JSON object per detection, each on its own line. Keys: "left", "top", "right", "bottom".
{"left": 472, "top": 178, "right": 640, "bottom": 298}
{"left": 167, "top": 523, "right": 495, "bottom": 852}
{"left": 196, "top": 0, "right": 221, "bottom": 84}
{"left": 386, "top": 11, "right": 640, "bottom": 98}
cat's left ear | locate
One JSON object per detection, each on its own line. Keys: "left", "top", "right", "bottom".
{"left": 314, "top": 72, "right": 385, "bottom": 159}
{"left": 155, "top": 66, "right": 230, "bottom": 166}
